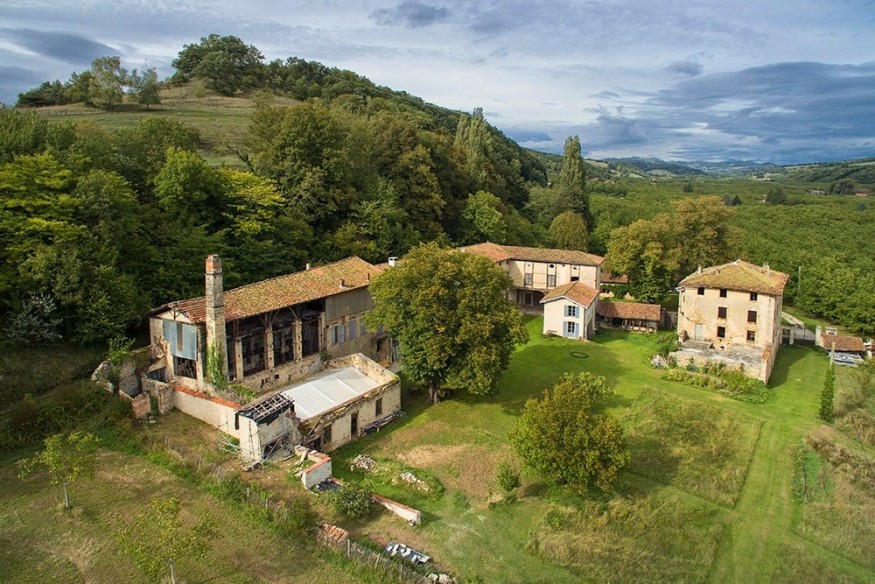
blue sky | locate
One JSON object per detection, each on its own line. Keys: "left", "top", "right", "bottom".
{"left": 1, "top": 0, "right": 874, "bottom": 163}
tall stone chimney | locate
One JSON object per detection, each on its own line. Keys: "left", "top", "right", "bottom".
{"left": 205, "top": 254, "right": 227, "bottom": 381}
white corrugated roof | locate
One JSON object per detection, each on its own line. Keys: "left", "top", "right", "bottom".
{"left": 280, "top": 367, "right": 379, "bottom": 421}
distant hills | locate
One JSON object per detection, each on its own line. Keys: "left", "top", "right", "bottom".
{"left": 603, "top": 156, "right": 874, "bottom": 186}
{"left": 605, "top": 157, "right": 780, "bottom": 177}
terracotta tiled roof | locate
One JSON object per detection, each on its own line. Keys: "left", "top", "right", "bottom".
{"left": 541, "top": 281, "right": 599, "bottom": 307}
{"left": 597, "top": 300, "right": 662, "bottom": 321}
{"left": 161, "top": 257, "right": 381, "bottom": 324}
{"left": 680, "top": 260, "right": 789, "bottom": 296}
{"left": 461, "top": 242, "right": 511, "bottom": 262}
{"left": 821, "top": 333, "right": 866, "bottom": 353}
{"left": 463, "top": 242, "right": 604, "bottom": 266}
{"left": 501, "top": 244, "right": 604, "bottom": 266}
{"left": 602, "top": 272, "right": 629, "bottom": 285}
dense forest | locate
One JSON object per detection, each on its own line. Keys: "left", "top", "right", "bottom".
{"left": 4, "top": 34, "right": 874, "bottom": 345}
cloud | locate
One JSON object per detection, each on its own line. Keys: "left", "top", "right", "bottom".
{"left": 505, "top": 129, "right": 552, "bottom": 143}
{"left": 0, "top": 65, "right": 45, "bottom": 105}
{"left": 667, "top": 60, "right": 703, "bottom": 77}
{"left": 371, "top": 2, "right": 450, "bottom": 28}
{"left": 3, "top": 28, "right": 118, "bottom": 64}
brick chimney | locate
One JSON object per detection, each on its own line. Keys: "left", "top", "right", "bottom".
{"left": 205, "top": 254, "right": 227, "bottom": 381}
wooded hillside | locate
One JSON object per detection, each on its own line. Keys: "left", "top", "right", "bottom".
{"left": 4, "top": 34, "right": 873, "bottom": 343}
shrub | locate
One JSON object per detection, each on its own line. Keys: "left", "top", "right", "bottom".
{"left": 497, "top": 462, "right": 521, "bottom": 494}
{"left": 663, "top": 367, "right": 770, "bottom": 404}
{"left": 819, "top": 365, "right": 835, "bottom": 422}
{"left": 330, "top": 483, "right": 374, "bottom": 519}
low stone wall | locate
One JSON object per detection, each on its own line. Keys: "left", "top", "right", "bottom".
{"left": 142, "top": 378, "right": 175, "bottom": 414}
{"left": 373, "top": 493, "right": 422, "bottom": 525}
{"left": 301, "top": 452, "right": 333, "bottom": 489}
{"left": 173, "top": 385, "right": 241, "bottom": 438}
{"left": 328, "top": 352, "right": 398, "bottom": 386}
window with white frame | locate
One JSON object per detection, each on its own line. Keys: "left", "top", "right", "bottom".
{"left": 547, "top": 274, "right": 556, "bottom": 287}
{"left": 564, "top": 304, "right": 579, "bottom": 318}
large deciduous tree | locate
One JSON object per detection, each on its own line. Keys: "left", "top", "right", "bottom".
{"left": 605, "top": 196, "right": 740, "bottom": 301}
{"left": 172, "top": 34, "right": 264, "bottom": 95}
{"left": 605, "top": 216, "right": 678, "bottom": 303}
{"left": 512, "top": 373, "right": 630, "bottom": 494}
{"left": 365, "top": 242, "right": 528, "bottom": 403}
{"left": 87, "top": 56, "right": 128, "bottom": 110}
{"left": 672, "top": 196, "right": 739, "bottom": 278}
{"left": 462, "top": 190, "right": 507, "bottom": 243}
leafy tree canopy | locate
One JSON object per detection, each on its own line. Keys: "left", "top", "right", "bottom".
{"left": 512, "top": 373, "right": 630, "bottom": 494}
{"left": 365, "top": 242, "right": 528, "bottom": 403}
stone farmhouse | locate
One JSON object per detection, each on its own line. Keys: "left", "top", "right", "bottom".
{"left": 672, "top": 260, "right": 790, "bottom": 383}
{"left": 141, "top": 255, "right": 401, "bottom": 461}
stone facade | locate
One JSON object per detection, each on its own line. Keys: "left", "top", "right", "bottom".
{"left": 674, "top": 260, "right": 789, "bottom": 383}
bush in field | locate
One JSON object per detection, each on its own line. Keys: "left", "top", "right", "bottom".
{"left": 512, "top": 373, "right": 630, "bottom": 494}
{"left": 497, "top": 462, "right": 521, "bottom": 495}
{"left": 330, "top": 483, "right": 374, "bottom": 519}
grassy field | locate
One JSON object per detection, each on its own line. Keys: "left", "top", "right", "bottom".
{"left": 37, "top": 84, "right": 298, "bottom": 167}
{"left": 2, "top": 318, "right": 873, "bottom": 583}
{"left": 328, "top": 318, "right": 875, "bottom": 583}
{"left": 0, "top": 344, "right": 104, "bottom": 410}
{"left": 0, "top": 448, "right": 364, "bottom": 584}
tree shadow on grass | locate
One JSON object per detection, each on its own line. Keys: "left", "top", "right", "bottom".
{"left": 622, "top": 435, "right": 681, "bottom": 493}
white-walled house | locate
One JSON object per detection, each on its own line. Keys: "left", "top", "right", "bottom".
{"left": 540, "top": 281, "right": 599, "bottom": 340}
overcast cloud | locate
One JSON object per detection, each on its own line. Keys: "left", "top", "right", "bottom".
{"left": 1, "top": 0, "right": 873, "bottom": 163}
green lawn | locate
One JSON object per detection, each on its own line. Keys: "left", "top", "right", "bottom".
{"left": 331, "top": 318, "right": 875, "bottom": 583}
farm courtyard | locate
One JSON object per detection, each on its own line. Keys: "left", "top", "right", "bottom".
{"left": 3, "top": 317, "right": 873, "bottom": 584}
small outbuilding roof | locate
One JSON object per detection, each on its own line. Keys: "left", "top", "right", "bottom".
{"left": 821, "top": 333, "right": 866, "bottom": 353}
{"left": 597, "top": 300, "right": 662, "bottom": 321}
{"left": 541, "top": 281, "right": 599, "bottom": 307}
{"left": 158, "top": 257, "right": 382, "bottom": 324}
{"left": 280, "top": 367, "right": 381, "bottom": 421}
{"left": 680, "top": 259, "right": 789, "bottom": 296}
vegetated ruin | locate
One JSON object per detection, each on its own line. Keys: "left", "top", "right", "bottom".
{"left": 111, "top": 254, "right": 401, "bottom": 464}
